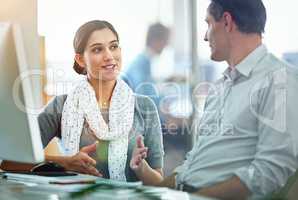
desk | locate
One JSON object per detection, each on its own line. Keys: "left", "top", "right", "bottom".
{"left": 0, "top": 178, "right": 216, "bottom": 200}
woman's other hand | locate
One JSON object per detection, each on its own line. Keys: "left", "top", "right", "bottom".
{"left": 130, "top": 135, "right": 148, "bottom": 172}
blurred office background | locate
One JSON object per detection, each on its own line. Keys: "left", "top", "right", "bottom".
{"left": 1, "top": 0, "right": 298, "bottom": 176}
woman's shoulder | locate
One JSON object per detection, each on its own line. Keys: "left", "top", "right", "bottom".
{"left": 51, "top": 94, "right": 67, "bottom": 106}
{"left": 54, "top": 94, "right": 68, "bottom": 104}
{"left": 134, "top": 94, "right": 157, "bottom": 112}
{"left": 41, "top": 95, "right": 67, "bottom": 114}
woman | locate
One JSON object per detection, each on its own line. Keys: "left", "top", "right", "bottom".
{"left": 39, "top": 20, "right": 164, "bottom": 184}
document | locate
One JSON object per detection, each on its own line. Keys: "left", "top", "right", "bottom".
{"left": 2, "top": 172, "right": 98, "bottom": 184}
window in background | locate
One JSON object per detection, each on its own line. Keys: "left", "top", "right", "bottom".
{"left": 262, "top": 0, "right": 298, "bottom": 66}
{"left": 196, "top": 0, "right": 298, "bottom": 84}
{"left": 38, "top": 0, "right": 174, "bottom": 97}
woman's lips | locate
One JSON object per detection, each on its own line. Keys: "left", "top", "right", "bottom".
{"left": 102, "top": 64, "right": 116, "bottom": 70}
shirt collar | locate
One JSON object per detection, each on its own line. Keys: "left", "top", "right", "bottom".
{"left": 222, "top": 44, "right": 268, "bottom": 81}
{"left": 235, "top": 44, "right": 268, "bottom": 77}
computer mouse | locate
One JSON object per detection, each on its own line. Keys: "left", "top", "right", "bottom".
{"left": 31, "top": 161, "right": 66, "bottom": 173}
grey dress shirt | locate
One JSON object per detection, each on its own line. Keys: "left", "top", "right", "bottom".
{"left": 175, "top": 45, "right": 298, "bottom": 199}
{"left": 38, "top": 94, "right": 164, "bottom": 181}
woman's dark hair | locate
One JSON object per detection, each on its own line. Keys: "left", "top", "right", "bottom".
{"left": 73, "top": 20, "right": 119, "bottom": 75}
{"left": 208, "top": 0, "right": 266, "bottom": 34}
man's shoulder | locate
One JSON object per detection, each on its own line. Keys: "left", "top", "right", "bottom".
{"left": 254, "top": 52, "right": 295, "bottom": 75}
{"left": 250, "top": 52, "right": 298, "bottom": 90}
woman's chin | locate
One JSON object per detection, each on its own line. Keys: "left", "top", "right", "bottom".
{"left": 101, "top": 76, "right": 118, "bottom": 82}
{"left": 89, "top": 72, "right": 119, "bottom": 82}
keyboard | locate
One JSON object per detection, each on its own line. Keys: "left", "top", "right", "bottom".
{"left": 3, "top": 171, "right": 78, "bottom": 177}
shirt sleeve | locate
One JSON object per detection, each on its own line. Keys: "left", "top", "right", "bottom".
{"left": 140, "top": 95, "right": 165, "bottom": 169}
{"left": 38, "top": 95, "right": 65, "bottom": 148}
{"left": 234, "top": 68, "right": 298, "bottom": 198}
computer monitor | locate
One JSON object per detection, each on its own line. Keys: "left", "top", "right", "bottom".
{"left": 0, "top": 23, "right": 44, "bottom": 163}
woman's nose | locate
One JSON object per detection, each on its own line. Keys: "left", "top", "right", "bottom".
{"left": 103, "top": 48, "right": 113, "bottom": 60}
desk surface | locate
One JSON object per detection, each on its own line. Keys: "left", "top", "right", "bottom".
{"left": 0, "top": 178, "right": 216, "bottom": 200}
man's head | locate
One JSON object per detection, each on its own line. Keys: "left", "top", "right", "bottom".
{"left": 146, "top": 23, "right": 170, "bottom": 55}
{"left": 204, "top": 0, "right": 267, "bottom": 61}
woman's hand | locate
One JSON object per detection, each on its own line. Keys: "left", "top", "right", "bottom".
{"left": 130, "top": 135, "right": 148, "bottom": 172}
{"left": 61, "top": 143, "right": 102, "bottom": 177}
{"left": 129, "top": 135, "right": 163, "bottom": 185}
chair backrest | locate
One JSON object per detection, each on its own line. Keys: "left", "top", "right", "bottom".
{"left": 284, "top": 169, "right": 298, "bottom": 200}
{"left": 274, "top": 169, "right": 298, "bottom": 200}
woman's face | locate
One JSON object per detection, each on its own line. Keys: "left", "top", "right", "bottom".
{"left": 78, "top": 28, "right": 122, "bottom": 81}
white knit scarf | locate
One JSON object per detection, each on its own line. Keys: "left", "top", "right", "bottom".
{"left": 61, "top": 79, "right": 135, "bottom": 181}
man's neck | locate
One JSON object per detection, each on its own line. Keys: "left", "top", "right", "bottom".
{"left": 145, "top": 47, "right": 157, "bottom": 59}
{"left": 227, "top": 34, "right": 262, "bottom": 69}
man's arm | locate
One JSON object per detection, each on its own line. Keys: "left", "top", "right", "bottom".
{"left": 194, "top": 176, "right": 250, "bottom": 200}
{"left": 157, "top": 173, "right": 176, "bottom": 188}
{"left": 158, "top": 173, "right": 250, "bottom": 200}
{"left": 193, "top": 68, "right": 298, "bottom": 200}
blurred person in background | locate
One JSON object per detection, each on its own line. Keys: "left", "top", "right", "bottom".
{"left": 122, "top": 22, "right": 170, "bottom": 107}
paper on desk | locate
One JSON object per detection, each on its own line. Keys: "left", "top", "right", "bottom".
{"left": 95, "top": 177, "right": 142, "bottom": 188}
{"left": 2, "top": 173, "right": 98, "bottom": 184}
{"left": 69, "top": 178, "right": 143, "bottom": 198}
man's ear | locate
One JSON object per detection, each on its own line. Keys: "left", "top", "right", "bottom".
{"left": 74, "top": 54, "right": 86, "bottom": 69}
{"left": 222, "top": 12, "right": 234, "bottom": 32}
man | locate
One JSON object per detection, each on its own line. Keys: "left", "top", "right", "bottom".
{"left": 122, "top": 22, "right": 170, "bottom": 106}
{"left": 158, "top": 0, "right": 298, "bottom": 199}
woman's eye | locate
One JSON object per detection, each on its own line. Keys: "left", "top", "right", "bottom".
{"left": 110, "top": 44, "right": 119, "bottom": 50}
{"left": 92, "top": 47, "right": 102, "bottom": 53}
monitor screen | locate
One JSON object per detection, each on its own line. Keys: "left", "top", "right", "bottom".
{"left": 0, "top": 23, "right": 44, "bottom": 163}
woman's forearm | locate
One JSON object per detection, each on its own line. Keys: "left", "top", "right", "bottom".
{"left": 45, "top": 155, "right": 69, "bottom": 168}
{"left": 133, "top": 160, "right": 163, "bottom": 186}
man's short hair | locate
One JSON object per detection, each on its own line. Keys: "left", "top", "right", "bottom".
{"left": 208, "top": 0, "right": 267, "bottom": 34}
{"left": 146, "top": 23, "right": 169, "bottom": 46}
